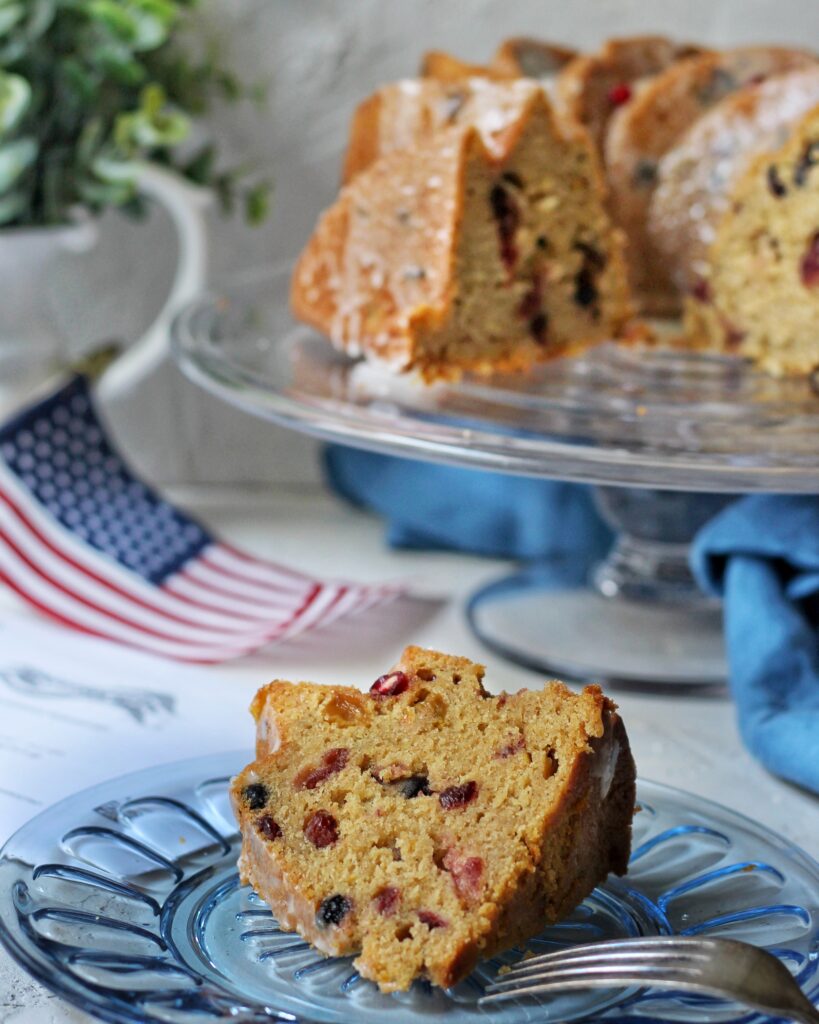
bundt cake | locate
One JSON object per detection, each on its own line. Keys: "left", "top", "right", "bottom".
{"left": 554, "top": 35, "right": 702, "bottom": 153}
{"left": 649, "top": 67, "right": 819, "bottom": 296}
{"left": 605, "top": 47, "right": 818, "bottom": 315}
{"left": 684, "top": 103, "right": 819, "bottom": 375}
{"left": 293, "top": 85, "right": 632, "bottom": 381}
{"left": 491, "top": 37, "right": 577, "bottom": 79}
{"left": 231, "top": 646, "right": 636, "bottom": 993}
{"left": 420, "top": 38, "right": 575, "bottom": 84}
{"left": 342, "top": 78, "right": 556, "bottom": 184}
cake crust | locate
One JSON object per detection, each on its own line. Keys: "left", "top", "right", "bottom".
{"left": 232, "top": 647, "right": 636, "bottom": 993}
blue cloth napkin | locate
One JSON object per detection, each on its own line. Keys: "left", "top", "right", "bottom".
{"left": 326, "top": 446, "right": 819, "bottom": 795}
{"left": 691, "top": 495, "right": 819, "bottom": 795}
{"left": 324, "top": 446, "right": 613, "bottom": 563}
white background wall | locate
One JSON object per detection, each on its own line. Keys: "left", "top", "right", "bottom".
{"left": 52, "top": 0, "right": 819, "bottom": 486}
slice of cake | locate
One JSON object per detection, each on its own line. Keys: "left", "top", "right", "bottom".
{"left": 683, "top": 103, "right": 819, "bottom": 376}
{"left": 554, "top": 35, "right": 702, "bottom": 153}
{"left": 604, "top": 46, "right": 818, "bottom": 315}
{"left": 649, "top": 67, "right": 819, "bottom": 296}
{"left": 292, "top": 86, "right": 633, "bottom": 381}
{"left": 231, "top": 646, "right": 636, "bottom": 993}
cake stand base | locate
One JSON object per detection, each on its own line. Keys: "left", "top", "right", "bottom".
{"left": 467, "top": 487, "right": 734, "bottom": 689}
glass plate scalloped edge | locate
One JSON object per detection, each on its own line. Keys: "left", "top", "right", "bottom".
{"left": 0, "top": 751, "right": 816, "bottom": 1024}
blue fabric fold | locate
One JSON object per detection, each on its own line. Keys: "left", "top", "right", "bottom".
{"left": 324, "top": 445, "right": 613, "bottom": 563}
{"left": 691, "top": 495, "right": 819, "bottom": 794}
{"left": 325, "top": 447, "right": 819, "bottom": 794}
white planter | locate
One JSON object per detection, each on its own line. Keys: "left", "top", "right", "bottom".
{"left": 0, "top": 164, "right": 210, "bottom": 416}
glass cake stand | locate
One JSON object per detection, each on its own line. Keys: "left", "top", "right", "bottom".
{"left": 171, "top": 266, "right": 819, "bottom": 688}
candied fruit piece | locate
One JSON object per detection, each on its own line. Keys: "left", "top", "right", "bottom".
{"left": 439, "top": 781, "right": 478, "bottom": 810}
{"left": 256, "top": 814, "right": 282, "bottom": 841}
{"left": 294, "top": 747, "right": 350, "bottom": 790}
{"left": 418, "top": 910, "right": 447, "bottom": 930}
{"left": 316, "top": 894, "right": 352, "bottom": 927}
{"left": 243, "top": 782, "right": 268, "bottom": 809}
{"left": 374, "top": 886, "right": 401, "bottom": 916}
{"left": 370, "top": 671, "right": 409, "bottom": 698}
{"left": 324, "top": 691, "right": 368, "bottom": 724}
{"left": 304, "top": 810, "right": 339, "bottom": 848}
{"left": 607, "top": 82, "right": 632, "bottom": 106}
{"left": 443, "top": 849, "right": 485, "bottom": 905}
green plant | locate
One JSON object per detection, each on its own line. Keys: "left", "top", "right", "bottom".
{"left": 0, "top": 0, "right": 270, "bottom": 227}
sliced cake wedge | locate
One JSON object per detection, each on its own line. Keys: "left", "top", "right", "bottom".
{"left": 292, "top": 85, "right": 632, "bottom": 381}
{"left": 231, "top": 646, "right": 636, "bottom": 993}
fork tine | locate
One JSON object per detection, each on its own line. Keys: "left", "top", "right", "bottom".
{"left": 499, "top": 948, "right": 708, "bottom": 978}
{"left": 486, "top": 963, "right": 707, "bottom": 991}
{"left": 503, "top": 936, "right": 713, "bottom": 968}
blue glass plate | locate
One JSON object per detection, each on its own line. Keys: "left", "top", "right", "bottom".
{"left": 0, "top": 751, "right": 816, "bottom": 1024}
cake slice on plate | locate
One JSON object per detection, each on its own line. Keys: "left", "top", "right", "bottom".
{"left": 231, "top": 646, "right": 636, "bottom": 993}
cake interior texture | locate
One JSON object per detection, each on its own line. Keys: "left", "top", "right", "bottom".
{"left": 231, "top": 646, "right": 636, "bottom": 993}
{"left": 291, "top": 89, "right": 632, "bottom": 380}
{"left": 684, "top": 104, "right": 819, "bottom": 375}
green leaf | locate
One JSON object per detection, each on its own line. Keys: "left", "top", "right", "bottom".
{"left": 0, "top": 136, "right": 36, "bottom": 193}
{"left": 244, "top": 181, "right": 271, "bottom": 226}
{"left": 92, "top": 153, "right": 138, "bottom": 183}
{"left": 88, "top": 1, "right": 139, "bottom": 43}
{"left": 0, "top": 71, "right": 31, "bottom": 136}
{"left": 0, "top": 3, "right": 24, "bottom": 36}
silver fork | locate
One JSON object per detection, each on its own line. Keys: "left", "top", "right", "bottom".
{"left": 479, "top": 936, "right": 819, "bottom": 1024}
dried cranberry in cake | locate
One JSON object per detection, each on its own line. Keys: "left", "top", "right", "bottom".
{"left": 443, "top": 849, "right": 485, "bottom": 905}
{"left": 304, "top": 810, "right": 339, "bottom": 848}
{"left": 243, "top": 782, "right": 268, "bottom": 809}
{"left": 418, "top": 910, "right": 448, "bottom": 930}
{"left": 489, "top": 181, "right": 520, "bottom": 272}
{"left": 801, "top": 232, "right": 819, "bottom": 286}
{"left": 374, "top": 886, "right": 401, "bottom": 916}
{"left": 294, "top": 748, "right": 349, "bottom": 790}
{"left": 690, "top": 278, "right": 713, "bottom": 304}
{"left": 607, "top": 82, "right": 632, "bottom": 106}
{"left": 370, "top": 671, "right": 409, "bottom": 698}
{"left": 316, "top": 894, "right": 352, "bottom": 928}
{"left": 794, "top": 139, "right": 819, "bottom": 186}
{"left": 256, "top": 814, "right": 282, "bottom": 841}
{"left": 439, "top": 781, "right": 478, "bottom": 810}
{"left": 232, "top": 645, "right": 636, "bottom": 994}
{"left": 494, "top": 734, "right": 525, "bottom": 759}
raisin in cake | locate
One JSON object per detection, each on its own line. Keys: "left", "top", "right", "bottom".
{"left": 231, "top": 646, "right": 635, "bottom": 993}
{"left": 605, "top": 47, "right": 818, "bottom": 315}
{"left": 684, "top": 103, "right": 819, "bottom": 375}
{"left": 649, "top": 68, "right": 819, "bottom": 296}
{"left": 293, "top": 86, "right": 632, "bottom": 381}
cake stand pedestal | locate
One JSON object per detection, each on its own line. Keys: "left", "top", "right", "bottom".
{"left": 172, "top": 266, "right": 819, "bottom": 689}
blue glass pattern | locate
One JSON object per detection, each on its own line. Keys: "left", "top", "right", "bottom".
{"left": 0, "top": 753, "right": 816, "bottom": 1024}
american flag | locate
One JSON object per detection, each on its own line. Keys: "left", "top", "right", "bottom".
{"left": 0, "top": 375, "right": 399, "bottom": 662}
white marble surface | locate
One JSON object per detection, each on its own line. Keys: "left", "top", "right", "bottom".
{"left": 0, "top": 485, "right": 816, "bottom": 1017}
